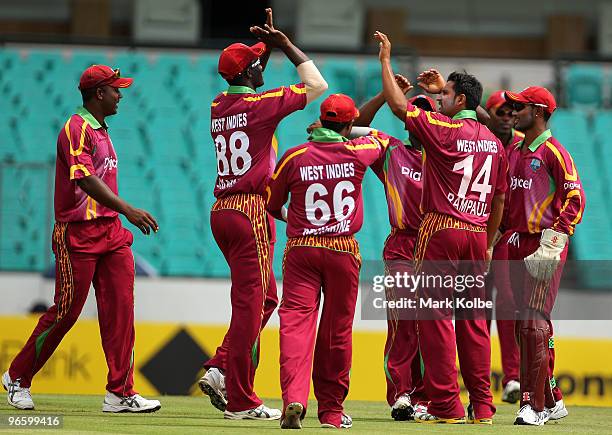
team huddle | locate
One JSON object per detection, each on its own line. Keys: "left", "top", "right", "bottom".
{"left": 2, "top": 7, "right": 585, "bottom": 430}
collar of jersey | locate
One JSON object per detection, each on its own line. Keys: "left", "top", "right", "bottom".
{"left": 518, "top": 129, "right": 552, "bottom": 152}
{"left": 452, "top": 109, "right": 477, "bottom": 121}
{"left": 77, "top": 106, "right": 103, "bottom": 129}
{"left": 227, "top": 85, "right": 256, "bottom": 94}
{"left": 309, "top": 127, "right": 348, "bottom": 143}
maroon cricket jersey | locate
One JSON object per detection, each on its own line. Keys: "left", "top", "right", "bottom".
{"left": 54, "top": 106, "right": 119, "bottom": 222}
{"left": 505, "top": 129, "right": 585, "bottom": 235}
{"left": 266, "top": 128, "right": 387, "bottom": 238}
{"left": 210, "top": 84, "right": 307, "bottom": 198}
{"left": 404, "top": 107, "right": 508, "bottom": 227}
{"left": 371, "top": 135, "right": 423, "bottom": 232}
{"left": 500, "top": 129, "right": 526, "bottom": 230}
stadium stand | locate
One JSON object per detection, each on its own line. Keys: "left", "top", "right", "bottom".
{"left": 0, "top": 47, "right": 609, "bottom": 282}
{"left": 564, "top": 64, "right": 604, "bottom": 109}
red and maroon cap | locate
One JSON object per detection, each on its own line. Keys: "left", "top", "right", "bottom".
{"left": 79, "top": 65, "right": 133, "bottom": 90}
{"left": 218, "top": 42, "right": 266, "bottom": 80}
{"left": 504, "top": 86, "right": 557, "bottom": 114}
{"left": 409, "top": 94, "right": 436, "bottom": 112}
{"left": 320, "top": 94, "right": 360, "bottom": 123}
{"left": 485, "top": 90, "right": 510, "bottom": 111}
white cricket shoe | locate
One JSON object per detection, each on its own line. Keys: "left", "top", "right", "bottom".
{"left": 321, "top": 413, "right": 353, "bottom": 429}
{"left": 514, "top": 404, "right": 549, "bottom": 426}
{"left": 547, "top": 399, "right": 569, "bottom": 421}
{"left": 224, "top": 403, "right": 282, "bottom": 420}
{"left": 414, "top": 403, "right": 428, "bottom": 418}
{"left": 502, "top": 380, "right": 521, "bottom": 404}
{"left": 281, "top": 402, "right": 304, "bottom": 429}
{"left": 102, "top": 391, "right": 161, "bottom": 413}
{"left": 198, "top": 367, "right": 227, "bottom": 412}
{"left": 2, "top": 371, "right": 34, "bottom": 410}
{"left": 391, "top": 394, "right": 414, "bottom": 421}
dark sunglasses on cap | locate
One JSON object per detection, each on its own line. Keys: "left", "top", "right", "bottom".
{"left": 511, "top": 101, "right": 549, "bottom": 112}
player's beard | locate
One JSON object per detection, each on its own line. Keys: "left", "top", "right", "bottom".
{"left": 515, "top": 114, "right": 534, "bottom": 133}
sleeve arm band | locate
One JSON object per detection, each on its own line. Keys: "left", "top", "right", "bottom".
{"left": 348, "top": 126, "right": 372, "bottom": 138}
{"left": 297, "top": 60, "right": 328, "bottom": 105}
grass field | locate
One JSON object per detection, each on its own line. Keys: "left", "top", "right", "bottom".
{"left": 1, "top": 395, "right": 612, "bottom": 434}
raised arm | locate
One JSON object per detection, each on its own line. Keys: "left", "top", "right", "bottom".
{"left": 374, "top": 31, "right": 408, "bottom": 121}
{"left": 355, "top": 74, "right": 413, "bottom": 127}
{"left": 251, "top": 8, "right": 327, "bottom": 103}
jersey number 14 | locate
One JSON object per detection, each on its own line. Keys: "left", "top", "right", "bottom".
{"left": 452, "top": 154, "right": 493, "bottom": 202}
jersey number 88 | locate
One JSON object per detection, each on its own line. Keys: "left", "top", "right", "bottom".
{"left": 215, "top": 131, "right": 252, "bottom": 176}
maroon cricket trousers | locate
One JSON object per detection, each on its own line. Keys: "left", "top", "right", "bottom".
{"left": 207, "top": 194, "right": 279, "bottom": 412}
{"left": 279, "top": 236, "right": 361, "bottom": 427}
{"left": 382, "top": 229, "right": 427, "bottom": 407}
{"left": 9, "top": 216, "right": 137, "bottom": 396}
{"left": 205, "top": 212, "right": 279, "bottom": 373}
{"left": 485, "top": 231, "right": 520, "bottom": 388}
{"left": 507, "top": 231, "right": 567, "bottom": 410}
{"left": 414, "top": 212, "right": 496, "bottom": 420}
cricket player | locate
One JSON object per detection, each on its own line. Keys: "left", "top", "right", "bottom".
{"left": 503, "top": 87, "right": 584, "bottom": 425}
{"left": 200, "top": 8, "right": 327, "bottom": 420}
{"left": 375, "top": 31, "right": 508, "bottom": 424}
{"left": 267, "top": 94, "right": 387, "bottom": 429}
{"left": 352, "top": 86, "right": 435, "bottom": 420}
{"left": 2, "top": 65, "right": 161, "bottom": 413}
{"left": 484, "top": 90, "right": 524, "bottom": 404}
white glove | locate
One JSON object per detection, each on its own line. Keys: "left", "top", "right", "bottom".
{"left": 524, "top": 228, "right": 568, "bottom": 282}
{"left": 281, "top": 206, "right": 288, "bottom": 222}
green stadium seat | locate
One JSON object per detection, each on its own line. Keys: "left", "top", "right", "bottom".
{"left": 0, "top": 49, "right": 22, "bottom": 87}
{"left": 319, "top": 58, "right": 360, "bottom": 100}
{"left": 552, "top": 108, "right": 612, "bottom": 266}
{"left": 550, "top": 109, "right": 589, "bottom": 141}
{"left": 112, "top": 51, "right": 151, "bottom": 75}
{"left": 593, "top": 111, "right": 612, "bottom": 180}
{"left": 70, "top": 50, "right": 110, "bottom": 71}
{"left": 194, "top": 55, "right": 227, "bottom": 97}
{"left": 0, "top": 166, "right": 51, "bottom": 271}
{"left": 564, "top": 64, "right": 604, "bottom": 108}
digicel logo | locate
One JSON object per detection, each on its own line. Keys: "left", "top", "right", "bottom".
{"left": 104, "top": 157, "right": 118, "bottom": 170}
{"left": 564, "top": 182, "right": 582, "bottom": 190}
{"left": 401, "top": 166, "right": 421, "bottom": 181}
{"left": 510, "top": 176, "right": 532, "bottom": 190}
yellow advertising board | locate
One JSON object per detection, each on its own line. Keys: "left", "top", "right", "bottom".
{"left": 1, "top": 316, "right": 611, "bottom": 406}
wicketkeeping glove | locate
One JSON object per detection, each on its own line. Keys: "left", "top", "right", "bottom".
{"left": 524, "top": 228, "right": 568, "bottom": 282}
